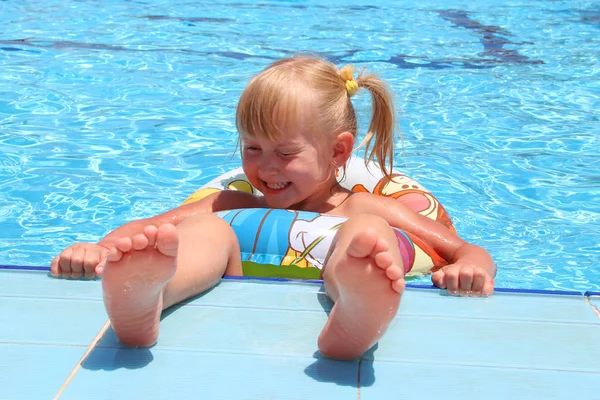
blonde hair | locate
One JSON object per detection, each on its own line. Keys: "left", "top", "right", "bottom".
{"left": 236, "top": 56, "right": 398, "bottom": 179}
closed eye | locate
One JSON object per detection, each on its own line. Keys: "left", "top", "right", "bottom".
{"left": 277, "top": 150, "right": 298, "bottom": 157}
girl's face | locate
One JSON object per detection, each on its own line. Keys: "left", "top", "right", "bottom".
{"left": 241, "top": 125, "right": 337, "bottom": 211}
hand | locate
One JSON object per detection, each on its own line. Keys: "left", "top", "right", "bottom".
{"left": 431, "top": 263, "right": 494, "bottom": 297}
{"left": 50, "top": 243, "right": 109, "bottom": 279}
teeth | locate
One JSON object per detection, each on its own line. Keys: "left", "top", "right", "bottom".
{"left": 266, "top": 182, "right": 288, "bottom": 190}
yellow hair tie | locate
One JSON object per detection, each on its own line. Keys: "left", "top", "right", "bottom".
{"left": 345, "top": 79, "right": 359, "bottom": 97}
{"left": 340, "top": 65, "right": 359, "bottom": 97}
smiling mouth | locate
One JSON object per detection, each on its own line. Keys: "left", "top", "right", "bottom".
{"left": 264, "top": 181, "right": 290, "bottom": 190}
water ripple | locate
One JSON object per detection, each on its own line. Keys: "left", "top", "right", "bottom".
{"left": 0, "top": 0, "right": 598, "bottom": 291}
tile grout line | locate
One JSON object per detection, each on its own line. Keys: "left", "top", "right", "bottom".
{"left": 53, "top": 319, "right": 111, "bottom": 400}
{"left": 584, "top": 295, "right": 600, "bottom": 320}
{"left": 357, "top": 358, "right": 361, "bottom": 400}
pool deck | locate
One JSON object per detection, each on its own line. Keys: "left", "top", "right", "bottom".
{"left": 1, "top": 267, "right": 599, "bottom": 400}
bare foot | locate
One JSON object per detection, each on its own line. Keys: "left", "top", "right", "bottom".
{"left": 318, "top": 229, "right": 405, "bottom": 360}
{"left": 101, "top": 224, "right": 179, "bottom": 347}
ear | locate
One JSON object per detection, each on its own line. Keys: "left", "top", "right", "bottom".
{"left": 332, "top": 131, "right": 354, "bottom": 167}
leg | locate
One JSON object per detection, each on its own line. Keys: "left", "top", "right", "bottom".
{"left": 318, "top": 214, "right": 406, "bottom": 360}
{"left": 101, "top": 214, "right": 242, "bottom": 347}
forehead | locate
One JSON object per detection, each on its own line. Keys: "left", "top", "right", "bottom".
{"left": 241, "top": 124, "right": 320, "bottom": 147}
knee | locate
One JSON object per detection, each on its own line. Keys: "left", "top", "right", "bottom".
{"left": 181, "top": 213, "right": 224, "bottom": 225}
{"left": 337, "top": 214, "right": 397, "bottom": 246}
{"left": 178, "top": 214, "right": 237, "bottom": 240}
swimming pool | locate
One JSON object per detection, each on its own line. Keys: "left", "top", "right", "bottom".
{"left": 0, "top": 0, "right": 598, "bottom": 292}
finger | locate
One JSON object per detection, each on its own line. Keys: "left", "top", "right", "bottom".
{"left": 69, "top": 248, "right": 85, "bottom": 277}
{"left": 58, "top": 248, "right": 74, "bottom": 274}
{"left": 84, "top": 267, "right": 96, "bottom": 280}
{"left": 482, "top": 277, "right": 495, "bottom": 297}
{"left": 459, "top": 267, "right": 474, "bottom": 297}
{"left": 82, "top": 249, "right": 105, "bottom": 278}
{"left": 431, "top": 269, "right": 446, "bottom": 288}
{"left": 83, "top": 250, "right": 100, "bottom": 273}
{"left": 93, "top": 248, "right": 110, "bottom": 278}
{"left": 94, "top": 262, "right": 105, "bottom": 277}
{"left": 50, "top": 256, "right": 60, "bottom": 277}
{"left": 444, "top": 267, "right": 460, "bottom": 296}
{"left": 131, "top": 233, "right": 149, "bottom": 251}
{"left": 470, "top": 269, "right": 487, "bottom": 297}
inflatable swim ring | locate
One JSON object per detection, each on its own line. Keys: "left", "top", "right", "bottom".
{"left": 183, "top": 156, "right": 455, "bottom": 278}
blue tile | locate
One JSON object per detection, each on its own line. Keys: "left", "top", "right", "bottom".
{"left": 91, "top": 280, "right": 600, "bottom": 372}
{"left": 400, "top": 288, "right": 598, "bottom": 323}
{"left": 0, "top": 270, "right": 102, "bottom": 300}
{"left": 362, "top": 313, "right": 600, "bottom": 372}
{"left": 61, "top": 348, "right": 359, "bottom": 400}
{"left": 495, "top": 287, "right": 583, "bottom": 295}
{"left": 97, "top": 303, "right": 328, "bottom": 357}
{"left": 215, "top": 281, "right": 598, "bottom": 324}
{"left": 588, "top": 295, "right": 600, "bottom": 321}
{"left": 3, "top": 274, "right": 599, "bottom": 399}
{"left": 190, "top": 279, "right": 329, "bottom": 311}
{"left": 94, "top": 280, "right": 331, "bottom": 356}
{"left": 0, "top": 343, "right": 85, "bottom": 400}
{"left": 0, "top": 296, "right": 107, "bottom": 345}
{"left": 359, "top": 361, "right": 600, "bottom": 399}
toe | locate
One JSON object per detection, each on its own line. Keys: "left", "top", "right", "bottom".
{"left": 106, "top": 247, "right": 124, "bottom": 262}
{"left": 346, "top": 229, "right": 379, "bottom": 259}
{"left": 156, "top": 224, "right": 179, "bottom": 257}
{"left": 374, "top": 251, "right": 394, "bottom": 270}
{"left": 385, "top": 264, "right": 404, "bottom": 281}
{"left": 115, "top": 237, "right": 133, "bottom": 252}
{"left": 392, "top": 278, "right": 406, "bottom": 294}
{"left": 131, "top": 233, "right": 149, "bottom": 251}
{"left": 144, "top": 225, "right": 159, "bottom": 247}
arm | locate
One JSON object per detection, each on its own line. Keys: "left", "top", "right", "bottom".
{"left": 347, "top": 193, "right": 496, "bottom": 296}
{"left": 51, "top": 190, "right": 264, "bottom": 278}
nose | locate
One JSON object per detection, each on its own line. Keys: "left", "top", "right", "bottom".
{"left": 258, "top": 152, "right": 278, "bottom": 176}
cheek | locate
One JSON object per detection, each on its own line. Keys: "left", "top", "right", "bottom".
{"left": 241, "top": 158, "right": 255, "bottom": 176}
{"left": 289, "top": 161, "right": 328, "bottom": 182}
{"left": 315, "top": 155, "right": 335, "bottom": 177}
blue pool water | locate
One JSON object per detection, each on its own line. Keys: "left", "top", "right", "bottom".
{"left": 0, "top": 0, "right": 598, "bottom": 291}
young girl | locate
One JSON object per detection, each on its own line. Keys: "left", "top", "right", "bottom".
{"left": 51, "top": 56, "right": 496, "bottom": 360}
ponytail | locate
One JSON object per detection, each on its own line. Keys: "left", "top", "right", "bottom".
{"left": 342, "top": 68, "right": 397, "bottom": 180}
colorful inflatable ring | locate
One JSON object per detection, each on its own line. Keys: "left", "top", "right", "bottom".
{"left": 183, "top": 156, "right": 455, "bottom": 278}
